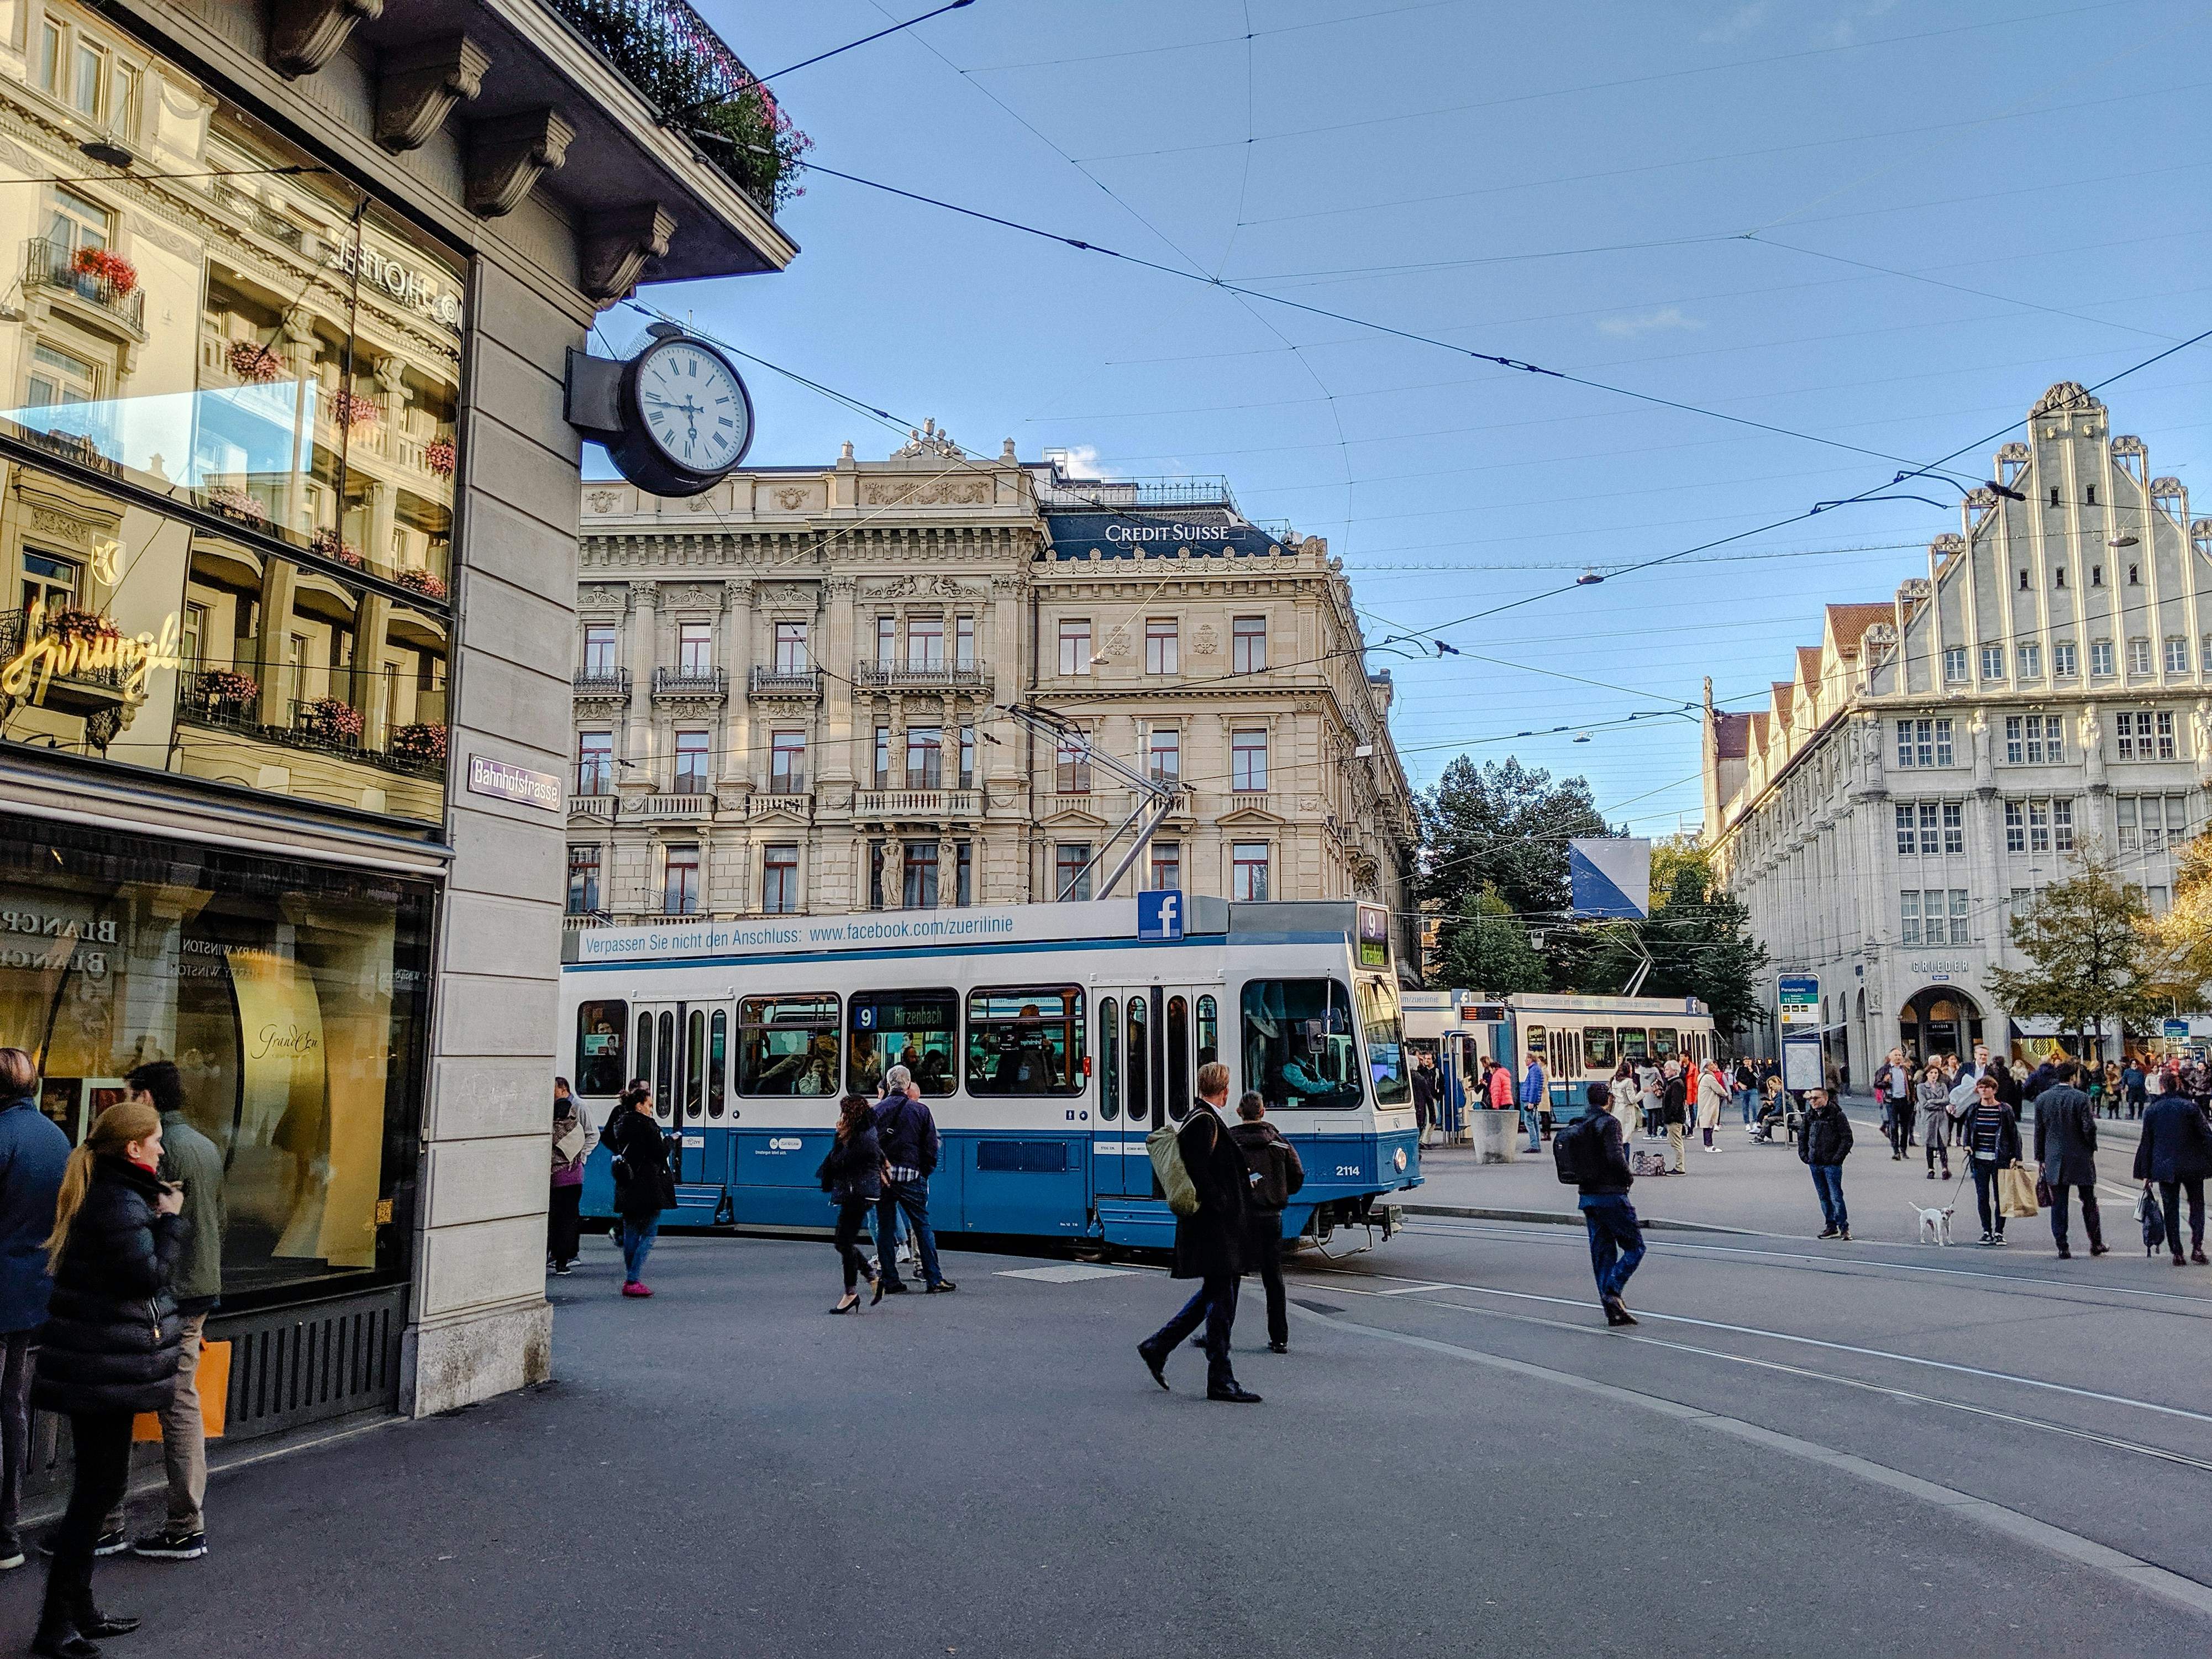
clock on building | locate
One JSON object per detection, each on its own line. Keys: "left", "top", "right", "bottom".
{"left": 564, "top": 329, "right": 755, "bottom": 497}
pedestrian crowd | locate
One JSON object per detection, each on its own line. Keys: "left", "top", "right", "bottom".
{"left": 0, "top": 1049, "right": 223, "bottom": 1659}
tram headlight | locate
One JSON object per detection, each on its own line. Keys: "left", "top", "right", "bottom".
{"left": 1392, "top": 1146, "right": 1408, "bottom": 1173}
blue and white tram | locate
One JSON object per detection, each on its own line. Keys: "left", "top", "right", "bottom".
{"left": 560, "top": 895, "right": 1421, "bottom": 1248}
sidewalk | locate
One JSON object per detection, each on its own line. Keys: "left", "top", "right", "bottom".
{"left": 1402, "top": 1096, "right": 2156, "bottom": 1249}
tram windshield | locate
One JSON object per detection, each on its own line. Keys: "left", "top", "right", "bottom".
{"left": 1354, "top": 977, "right": 1410, "bottom": 1104}
{"left": 966, "top": 986, "right": 1085, "bottom": 1095}
{"left": 1241, "top": 978, "right": 1362, "bottom": 1110}
{"left": 850, "top": 990, "right": 957, "bottom": 1096}
{"left": 737, "top": 994, "right": 840, "bottom": 1096}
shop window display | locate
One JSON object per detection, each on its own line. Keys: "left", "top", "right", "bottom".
{"left": 0, "top": 820, "right": 430, "bottom": 1304}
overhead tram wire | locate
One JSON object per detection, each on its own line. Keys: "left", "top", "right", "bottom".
{"left": 795, "top": 160, "right": 1967, "bottom": 478}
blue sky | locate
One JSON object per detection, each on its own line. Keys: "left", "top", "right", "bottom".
{"left": 632, "top": 0, "right": 2212, "bottom": 834}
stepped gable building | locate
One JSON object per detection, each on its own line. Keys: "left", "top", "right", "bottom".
{"left": 1704, "top": 384, "right": 2211, "bottom": 1082}
{"left": 567, "top": 436, "right": 1418, "bottom": 965}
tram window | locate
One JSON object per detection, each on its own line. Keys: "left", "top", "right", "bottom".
{"left": 1166, "top": 996, "right": 1191, "bottom": 1120}
{"left": 1355, "top": 977, "right": 1410, "bottom": 1104}
{"left": 966, "top": 985, "right": 1085, "bottom": 1096}
{"left": 850, "top": 990, "right": 957, "bottom": 1096}
{"left": 1583, "top": 1027, "right": 1616, "bottom": 1068}
{"left": 1617, "top": 1028, "right": 1648, "bottom": 1064}
{"left": 686, "top": 1010, "right": 706, "bottom": 1119}
{"left": 1099, "top": 998, "right": 1120, "bottom": 1120}
{"left": 1127, "top": 998, "right": 1149, "bottom": 1122}
{"left": 1650, "top": 1027, "right": 1680, "bottom": 1062}
{"left": 655, "top": 1011, "right": 675, "bottom": 1120}
{"left": 575, "top": 1000, "right": 627, "bottom": 1096}
{"left": 708, "top": 1010, "right": 727, "bottom": 1117}
{"left": 738, "top": 994, "right": 841, "bottom": 1096}
{"left": 1196, "top": 995, "right": 1218, "bottom": 1067}
{"left": 635, "top": 1011, "right": 654, "bottom": 1101}
{"left": 1242, "top": 979, "right": 1361, "bottom": 1110}
{"left": 1549, "top": 1028, "right": 1580, "bottom": 1080}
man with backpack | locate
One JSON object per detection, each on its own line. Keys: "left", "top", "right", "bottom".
{"left": 1139, "top": 1063, "right": 1260, "bottom": 1403}
{"left": 1556, "top": 1083, "right": 1644, "bottom": 1326}
{"left": 1228, "top": 1091, "right": 1305, "bottom": 1355}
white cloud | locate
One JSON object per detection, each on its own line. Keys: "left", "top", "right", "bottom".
{"left": 1700, "top": 2, "right": 1769, "bottom": 43}
{"left": 1827, "top": 0, "right": 1903, "bottom": 47}
{"left": 1596, "top": 307, "right": 1706, "bottom": 338}
{"left": 1048, "top": 443, "right": 1104, "bottom": 478}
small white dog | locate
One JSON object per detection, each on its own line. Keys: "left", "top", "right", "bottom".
{"left": 1909, "top": 1201, "right": 1955, "bottom": 1246}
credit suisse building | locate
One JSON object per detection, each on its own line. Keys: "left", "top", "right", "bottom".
{"left": 0, "top": 0, "right": 794, "bottom": 1435}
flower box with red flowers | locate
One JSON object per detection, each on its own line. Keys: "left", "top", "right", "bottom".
{"left": 390, "top": 723, "right": 448, "bottom": 766}
{"left": 70, "top": 248, "right": 137, "bottom": 295}
{"left": 423, "top": 438, "right": 456, "bottom": 478}
{"left": 207, "top": 486, "right": 267, "bottom": 524}
{"left": 396, "top": 567, "right": 448, "bottom": 602}
{"left": 308, "top": 529, "right": 363, "bottom": 568}
{"left": 227, "top": 341, "right": 282, "bottom": 384}
{"left": 301, "top": 697, "right": 364, "bottom": 742}
{"left": 196, "top": 669, "right": 259, "bottom": 709}
{"left": 328, "top": 389, "right": 379, "bottom": 430}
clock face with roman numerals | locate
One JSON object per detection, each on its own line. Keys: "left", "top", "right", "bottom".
{"left": 634, "top": 339, "right": 752, "bottom": 474}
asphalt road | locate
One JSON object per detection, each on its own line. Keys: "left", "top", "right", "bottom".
{"left": 3, "top": 1194, "right": 2206, "bottom": 1657}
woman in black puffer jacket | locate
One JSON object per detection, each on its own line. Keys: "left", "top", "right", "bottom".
{"left": 816, "top": 1094, "right": 884, "bottom": 1314}
{"left": 33, "top": 1100, "right": 185, "bottom": 1659}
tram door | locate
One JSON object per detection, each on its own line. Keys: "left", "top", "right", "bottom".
{"left": 629, "top": 1001, "right": 733, "bottom": 1187}
{"left": 1094, "top": 985, "right": 1222, "bottom": 1199}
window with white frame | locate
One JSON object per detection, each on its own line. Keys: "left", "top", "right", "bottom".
{"left": 1054, "top": 733, "right": 1091, "bottom": 794}
{"left": 582, "top": 624, "right": 617, "bottom": 675}
{"left": 2027, "top": 800, "right": 2050, "bottom": 852}
{"left": 2091, "top": 640, "right": 2115, "bottom": 676}
{"left": 2016, "top": 642, "right": 2041, "bottom": 678}
{"left": 2004, "top": 801, "right": 2024, "bottom": 853}
{"left": 2054, "top": 799, "right": 2074, "bottom": 851}
{"left": 774, "top": 621, "right": 809, "bottom": 674}
{"left": 770, "top": 729, "right": 806, "bottom": 794}
{"left": 2004, "top": 714, "right": 2061, "bottom": 764}
{"left": 1232, "top": 615, "right": 1267, "bottom": 674}
{"left": 1058, "top": 618, "right": 1091, "bottom": 676}
{"left": 1146, "top": 725, "right": 1180, "bottom": 785}
{"left": 2117, "top": 795, "right": 2185, "bottom": 853}
{"left": 761, "top": 845, "right": 800, "bottom": 914}
{"left": 1945, "top": 889, "right": 1970, "bottom": 944}
{"left": 2115, "top": 710, "right": 2177, "bottom": 760}
{"left": 1900, "top": 890, "right": 1922, "bottom": 945}
{"left": 1943, "top": 800, "right": 1963, "bottom": 854}
{"left": 907, "top": 615, "right": 944, "bottom": 670}
{"left": 2167, "top": 637, "right": 2191, "bottom": 675}
{"left": 1943, "top": 646, "right": 1968, "bottom": 684}
{"left": 677, "top": 621, "right": 712, "bottom": 675}
{"left": 1232, "top": 842, "right": 1270, "bottom": 901}
{"left": 2129, "top": 638, "right": 2152, "bottom": 676}
{"left": 674, "top": 729, "right": 710, "bottom": 793}
{"left": 663, "top": 844, "right": 701, "bottom": 915}
{"left": 1145, "top": 617, "right": 1178, "bottom": 675}
{"left": 2052, "top": 642, "right": 2077, "bottom": 678}
{"left": 1894, "top": 718, "right": 1953, "bottom": 768}
{"left": 1232, "top": 728, "right": 1268, "bottom": 792}
{"left": 1980, "top": 645, "right": 2004, "bottom": 681}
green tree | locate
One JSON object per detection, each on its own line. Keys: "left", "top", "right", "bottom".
{"left": 1567, "top": 834, "right": 1768, "bottom": 1038}
{"left": 1985, "top": 842, "right": 2165, "bottom": 1054}
{"left": 1417, "top": 755, "right": 1609, "bottom": 921}
{"left": 1433, "top": 884, "right": 1549, "bottom": 995}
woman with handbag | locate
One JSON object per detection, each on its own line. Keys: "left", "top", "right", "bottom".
{"left": 31, "top": 1101, "right": 184, "bottom": 1659}
{"left": 548, "top": 1078, "right": 590, "bottom": 1277}
{"left": 608, "top": 1083, "right": 670, "bottom": 1299}
{"left": 1958, "top": 1073, "right": 2022, "bottom": 1246}
{"left": 1916, "top": 1063, "right": 1953, "bottom": 1180}
{"left": 816, "top": 1094, "right": 884, "bottom": 1313}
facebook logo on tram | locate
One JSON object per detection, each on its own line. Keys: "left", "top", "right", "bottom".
{"left": 1138, "top": 889, "right": 1184, "bottom": 941}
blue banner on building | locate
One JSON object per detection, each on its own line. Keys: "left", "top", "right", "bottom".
{"left": 1043, "top": 510, "right": 1284, "bottom": 560}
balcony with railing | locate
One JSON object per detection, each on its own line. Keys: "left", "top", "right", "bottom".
{"left": 25, "top": 239, "right": 145, "bottom": 334}
{"left": 174, "top": 662, "right": 448, "bottom": 779}
{"left": 853, "top": 788, "right": 982, "bottom": 820}
{"left": 748, "top": 665, "right": 822, "bottom": 699}
{"left": 573, "top": 666, "right": 632, "bottom": 703}
{"left": 853, "top": 658, "right": 990, "bottom": 693}
{"left": 650, "top": 665, "right": 727, "bottom": 702}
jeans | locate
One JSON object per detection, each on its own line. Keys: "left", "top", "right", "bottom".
{"left": 1246, "top": 1214, "right": 1288, "bottom": 1346}
{"left": 43, "top": 1413, "right": 132, "bottom": 1631}
{"left": 1810, "top": 1163, "right": 1847, "bottom": 1232}
{"left": 2160, "top": 1177, "right": 2206, "bottom": 1254}
{"left": 1520, "top": 1105, "right": 1541, "bottom": 1152}
{"left": 875, "top": 1177, "right": 943, "bottom": 1289}
{"left": 619, "top": 1216, "right": 660, "bottom": 1283}
{"left": 1144, "top": 1274, "right": 1242, "bottom": 1392}
{"left": 2048, "top": 1182, "right": 2103, "bottom": 1252}
{"left": 548, "top": 1182, "right": 583, "bottom": 1267}
{"left": 1736, "top": 1088, "right": 1756, "bottom": 1125}
{"left": 106, "top": 1311, "right": 207, "bottom": 1537}
{"left": 833, "top": 1199, "right": 874, "bottom": 1290}
{"left": 1971, "top": 1159, "right": 2006, "bottom": 1237}
{"left": 0, "top": 1331, "right": 31, "bottom": 1550}
{"left": 1580, "top": 1194, "right": 1646, "bottom": 1300}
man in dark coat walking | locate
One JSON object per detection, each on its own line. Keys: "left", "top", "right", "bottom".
{"left": 1228, "top": 1091, "right": 1304, "bottom": 1355}
{"left": 2033, "top": 1059, "right": 2105, "bottom": 1259}
{"left": 1139, "top": 1063, "right": 1260, "bottom": 1403}
{"left": 2135, "top": 1088, "right": 2212, "bottom": 1264}
{"left": 1795, "top": 1086, "right": 1854, "bottom": 1240}
{"left": 1573, "top": 1083, "right": 1645, "bottom": 1326}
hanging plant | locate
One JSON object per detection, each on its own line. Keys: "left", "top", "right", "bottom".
{"left": 309, "top": 528, "right": 363, "bottom": 568}
{"left": 329, "top": 389, "right": 379, "bottom": 429}
{"left": 302, "top": 697, "right": 364, "bottom": 741}
{"left": 197, "top": 669, "right": 259, "bottom": 707}
{"left": 207, "top": 486, "right": 267, "bottom": 523}
{"left": 227, "top": 340, "right": 282, "bottom": 384}
{"left": 422, "top": 437, "right": 456, "bottom": 477}
{"left": 396, "top": 567, "right": 448, "bottom": 602}
{"left": 70, "top": 247, "right": 137, "bottom": 294}
{"left": 389, "top": 722, "right": 447, "bottom": 765}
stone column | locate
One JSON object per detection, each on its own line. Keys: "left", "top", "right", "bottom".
{"left": 254, "top": 556, "right": 299, "bottom": 725}
{"left": 823, "top": 576, "right": 857, "bottom": 794}
{"left": 719, "top": 579, "right": 753, "bottom": 789}
{"left": 356, "top": 591, "right": 393, "bottom": 748}
{"left": 625, "top": 580, "right": 656, "bottom": 776}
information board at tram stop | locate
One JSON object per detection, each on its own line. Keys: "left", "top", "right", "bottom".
{"left": 2166, "top": 1019, "right": 2191, "bottom": 1044}
{"left": 1782, "top": 1038, "right": 1825, "bottom": 1092}
{"left": 1777, "top": 975, "right": 1820, "bottom": 1031}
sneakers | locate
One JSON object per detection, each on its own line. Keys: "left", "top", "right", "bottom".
{"left": 1979, "top": 1231, "right": 1996, "bottom": 1246}
{"left": 1268, "top": 1340, "right": 1288, "bottom": 1354}
{"left": 40, "top": 1527, "right": 127, "bottom": 1559}
{"left": 924, "top": 1279, "right": 957, "bottom": 1294}
{"left": 620, "top": 1281, "right": 653, "bottom": 1298}
{"left": 132, "top": 1526, "right": 207, "bottom": 1561}
{"left": 1836, "top": 1229, "right": 1852, "bottom": 1241}
{"left": 0, "top": 1534, "right": 20, "bottom": 1571}
{"left": 1817, "top": 1227, "right": 1840, "bottom": 1240}
{"left": 551, "top": 1262, "right": 572, "bottom": 1276}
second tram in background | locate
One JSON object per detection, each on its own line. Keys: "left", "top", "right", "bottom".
{"left": 1402, "top": 990, "right": 1718, "bottom": 1135}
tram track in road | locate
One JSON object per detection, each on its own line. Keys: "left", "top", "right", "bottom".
{"left": 1398, "top": 1216, "right": 2212, "bottom": 1316}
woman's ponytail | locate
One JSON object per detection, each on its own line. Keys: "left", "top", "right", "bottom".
{"left": 43, "top": 1099, "right": 162, "bottom": 1274}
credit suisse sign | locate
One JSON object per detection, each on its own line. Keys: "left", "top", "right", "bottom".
{"left": 1042, "top": 510, "right": 1284, "bottom": 560}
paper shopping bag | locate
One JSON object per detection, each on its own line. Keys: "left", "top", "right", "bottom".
{"left": 1997, "top": 1164, "right": 2041, "bottom": 1219}
{"left": 134, "top": 1339, "right": 229, "bottom": 1441}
